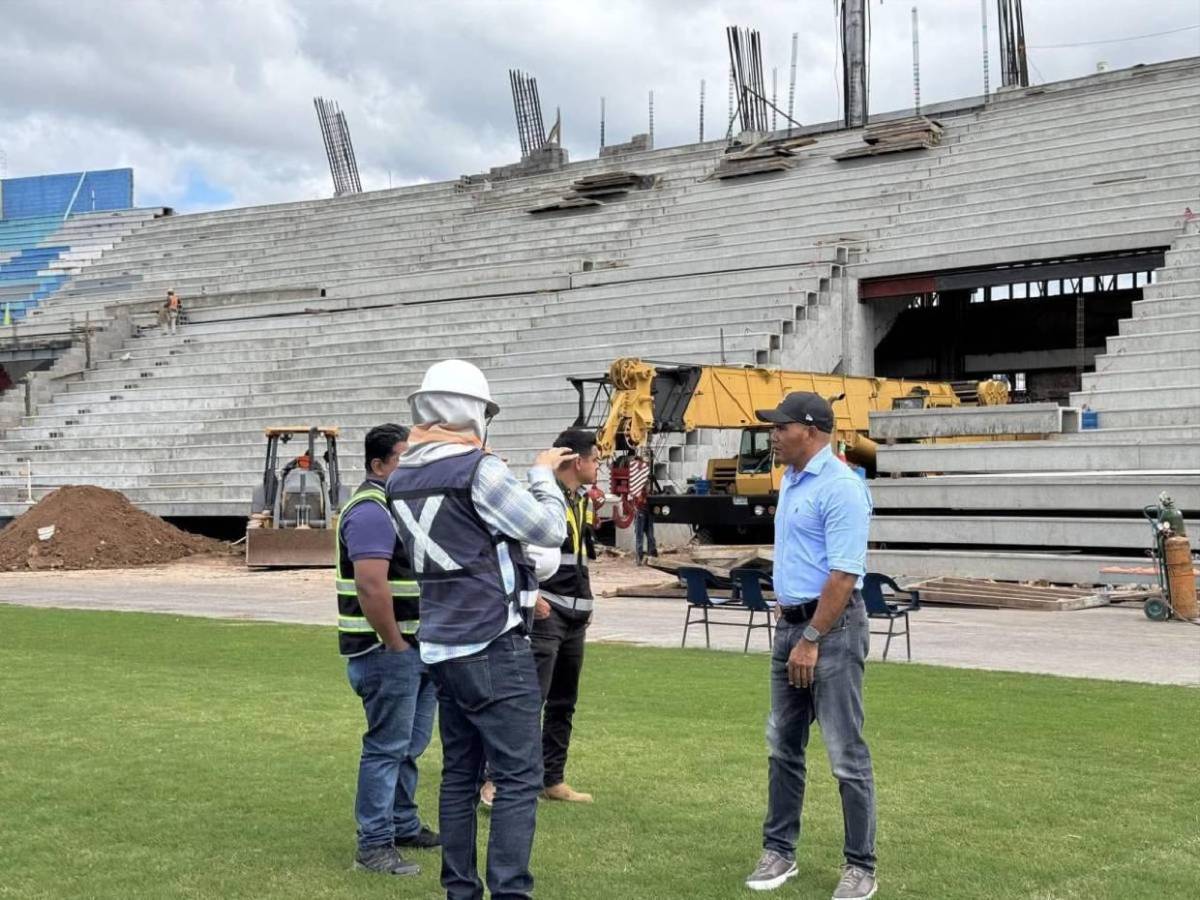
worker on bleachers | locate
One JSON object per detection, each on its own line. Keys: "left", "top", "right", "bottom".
{"left": 386, "top": 358, "right": 574, "bottom": 900}
{"left": 337, "top": 423, "right": 437, "bottom": 878}
{"left": 164, "top": 289, "right": 181, "bottom": 334}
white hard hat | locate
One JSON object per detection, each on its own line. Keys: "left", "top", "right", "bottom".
{"left": 410, "top": 359, "right": 499, "bottom": 417}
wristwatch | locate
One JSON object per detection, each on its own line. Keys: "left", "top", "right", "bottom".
{"left": 802, "top": 624, "right": 823, "bottom": 644}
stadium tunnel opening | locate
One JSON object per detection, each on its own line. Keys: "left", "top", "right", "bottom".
{"left": 867, "top": 248, "right": 1165, "bottom": 404}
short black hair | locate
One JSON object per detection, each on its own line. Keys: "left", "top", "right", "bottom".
{"left": 364, "top": 423, "right": 410, "bottom": 471}
{"left": 553, "top": 428, "right": 598, "bottom": 457}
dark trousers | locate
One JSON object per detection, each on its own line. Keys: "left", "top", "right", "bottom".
{"left": 634, "top": 507, "right": 657, "bottom": 561}
{"left": 428, "top": 631, "right": 543, "bottom": 900}
{"left": 762, "top": 594, "right": 877, "bottom": 872}
{"left": 531, "top": 605, "right": 589, "bottom": 787}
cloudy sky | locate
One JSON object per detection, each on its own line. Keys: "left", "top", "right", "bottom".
{"left": 1, "top": 0, "right": 1196, "bottom": 213}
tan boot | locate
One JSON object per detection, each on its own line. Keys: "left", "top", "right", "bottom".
{"left": 540, "top": 782, "right": 593, "bottom": 803}
{"left": 480, "top": 781, "right": 496, "bottom": 809}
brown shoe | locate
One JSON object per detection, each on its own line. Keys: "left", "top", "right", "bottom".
{"left": 480, "top": 781, "right": 495, "bottom": 809}
{"left": 541, "top": 782, "right": 593, "bottom": 803}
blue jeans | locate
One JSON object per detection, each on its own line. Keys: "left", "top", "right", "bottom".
{"left": 428, "top": 630, "right": 543, "bottom": 900}
{"left": 762, "top": 594, "right": 877, "bottom": 872}
{"left": 346, "top": 644, "right": 436, "bottom": 850}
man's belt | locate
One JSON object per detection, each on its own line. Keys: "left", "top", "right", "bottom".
{"left": 778, "top": 601, "right": 818, "bottom": 624}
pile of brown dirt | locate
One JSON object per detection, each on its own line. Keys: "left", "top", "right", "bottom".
{"left": 0, "top": 486, "right": 227, "bottom": 571}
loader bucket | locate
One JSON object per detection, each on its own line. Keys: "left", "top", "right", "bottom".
{"left": 245, "top": 528, "right": 336, "bottom": 568}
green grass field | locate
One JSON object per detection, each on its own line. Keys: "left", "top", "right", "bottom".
{"left": 1, "top": 604, "right": 1197, "bottom": 899}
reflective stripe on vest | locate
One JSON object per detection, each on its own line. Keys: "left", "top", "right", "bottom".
{"left": 338, "top": 615, "right": 420, "bottom": 635}
{"left": 335, "top": 481, "right": 420, "bottom": 655}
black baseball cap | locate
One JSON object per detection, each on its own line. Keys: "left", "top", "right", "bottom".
{"left": 756, "top": 391, "right": 835, "bottom": 432}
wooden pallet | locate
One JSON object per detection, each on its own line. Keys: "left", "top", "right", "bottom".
{"left": 907, "top": 576, "right": 1109, "bottom": 611}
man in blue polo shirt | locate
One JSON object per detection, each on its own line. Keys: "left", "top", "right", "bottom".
{"left": 744, "top": 393, "right": 878, "bottom": 900}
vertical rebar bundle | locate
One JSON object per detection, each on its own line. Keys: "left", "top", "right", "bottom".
{"left": 313, "top": 97, "right": 362, "bottom": 197}
{"left": 911, "top": 6, "right": 921, "bottom": 114}
{"left": 725, "top": 26, "right": 770, "bottom": 133}
{"left": 771, "top": 67, "right": 778, "bottom": 131}
{"left": 787, "top": 33, "right": 798, "bottom": 136}
{"left": 997, "top": 0, "right": 1028, "bottom": 88}
{"left": 600, "top": 96, "right": 606, "bottom": 149}
{"left": 981, "top": 0, "right": 991, "bottom": 96}
{"left": 727, "top": 65, "right": 734, "bottom": 130}
{"left": 648, "top": 90, "right": 655, "bottom": 149}
{"left": 699, "top": 79, "right": 706, "bottom": 142}
{"left": 509, "top": 69, "right": 547, "bottom": 157}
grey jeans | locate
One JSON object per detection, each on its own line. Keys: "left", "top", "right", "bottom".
{"left": 761, "top": 593, "right": 877, "bottom": 872}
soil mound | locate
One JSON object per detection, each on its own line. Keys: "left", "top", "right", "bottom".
{"left": 0, "top": 486, "right": 226, "bottom": 571}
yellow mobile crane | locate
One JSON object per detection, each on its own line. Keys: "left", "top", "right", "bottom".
{"left": 569, "top": 358, "right": 1008, "bottom": 541}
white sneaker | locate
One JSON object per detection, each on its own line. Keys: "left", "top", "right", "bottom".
{"left": 745, "top": 850, "right": 798, "bottom": 891}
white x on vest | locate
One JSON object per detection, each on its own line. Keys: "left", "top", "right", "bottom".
{"left": 392, "top": 496, "right": 463, "bottom": 573}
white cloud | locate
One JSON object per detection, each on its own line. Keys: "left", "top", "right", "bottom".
{"left": 0, "top": 0, "right": 1195, "bottom": 211}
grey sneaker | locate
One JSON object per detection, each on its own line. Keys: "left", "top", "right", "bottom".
{"left": 353, "top": 845, "right": 420, "bottom": 876}
{"left": 745, "top": 850, "right": 798, "bottom": 891}
{"left": 832, "top": 864, "right": 876, "bottom": 899}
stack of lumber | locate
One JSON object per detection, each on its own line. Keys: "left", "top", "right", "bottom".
{"left": 908, "top": 576, "right": 1108, "bottom": 610}
{"left": 528, "top": 171, "right": 654, "bottom": 213}
{"left": 833, "top": 116, "right": 943, "bottom": 161}
{"left": 712, "top": 135, "right": 817, "bottom": 179}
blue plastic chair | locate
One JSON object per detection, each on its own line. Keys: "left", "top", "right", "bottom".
{"left": 862, "top": 573, "right": 920, "bottom": 661}
{"left": 729, "top": 567, "right": 775, "bottom": 652}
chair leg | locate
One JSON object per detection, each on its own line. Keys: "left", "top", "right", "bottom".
{"left": 905, "top": 613, "right": 912, "bottom": 661}
{"left": 766, "top": 618, "right": 773, "bottom": 651}
{"left": 744, "top": 610, "right": 754, "bottom": 653}
{"left": 681, "top": 607, "right": 691, "bottom": 648}
{"left": 703, "top": 607, "right": 711, "bottom": 649}
{"left": 882, "top": 618, "right": 894, "bottom": 661}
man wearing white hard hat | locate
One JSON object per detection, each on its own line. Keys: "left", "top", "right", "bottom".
{"left": 386, "top": 359, "right": 575, "bottom": 900}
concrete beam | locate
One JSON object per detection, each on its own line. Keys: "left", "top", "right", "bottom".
{"left": 868, "top": 548, "right": 1176, "bottom": 586}
{"left": 870, "top": 474, "right": 1200, "bottom": 513}
{"left": 874, "top": 440, "right": 1199, "bottom": 473}
{"left": 871, "top": 515, "right": 1149, "bottom": 549}
{"left": 868, "top": 403, "right": 1077, "bottom": 439}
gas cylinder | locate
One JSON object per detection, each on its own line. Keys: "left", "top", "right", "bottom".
{"left": 1164, "top": 535, "right": 1198, "bottom": 620}
{"left": 1157, "top": 492, "right": 1187, "bottom": 537}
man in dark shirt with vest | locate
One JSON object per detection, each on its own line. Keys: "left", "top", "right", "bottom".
{"left": 337, "top": 423, "right": 438, "bottom": 878}
{"left": 532, "top": 427, "right": 600, "bottom": 803}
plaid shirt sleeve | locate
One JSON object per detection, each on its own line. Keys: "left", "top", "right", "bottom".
{"left": 471, "top": 456, "right": 568, "bottom": 548}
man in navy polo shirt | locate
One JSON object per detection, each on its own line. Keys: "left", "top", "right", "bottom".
{"left": 744, "top": 393, "right": 878, "bottom": 900}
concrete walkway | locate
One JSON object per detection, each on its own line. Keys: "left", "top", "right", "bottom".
{"left": 3, "top": 557, "right": 1198, "bottom": 686}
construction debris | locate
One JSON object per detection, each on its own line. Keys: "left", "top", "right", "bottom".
{"left": 833, "top": 115, "right": 943, "bottom": 160}
{"left": 712, "top": 135, "right": 816, "bottom": 179}
{"left": 906, "top": 576, "right": 1109, "bottom": 611}
{"left": 0, "top": 486, "right": 226, "bottom": 571}
{"left": 528, "top": 171, "right": 656, "bottom": 213}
